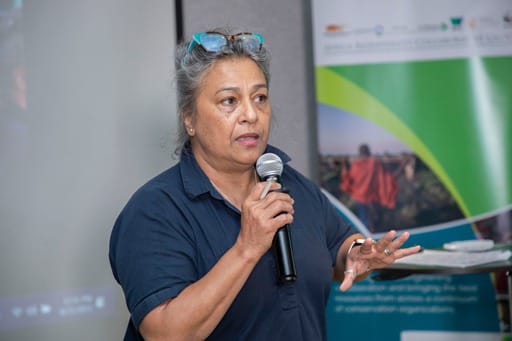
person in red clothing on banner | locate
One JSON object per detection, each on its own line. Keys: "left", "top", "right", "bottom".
{"left": 340, "top": 144, "right": 398, "bottom": 232}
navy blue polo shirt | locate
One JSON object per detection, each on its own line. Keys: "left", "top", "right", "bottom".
{"left": 109, "top": 145, "right": 356, "bottom": 340}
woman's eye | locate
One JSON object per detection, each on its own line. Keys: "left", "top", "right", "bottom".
{"left": 255, "top": 94, "right": 268, "bottom": 103}
{"left": 221, "top": 97, "right": 237, "bottom": 105}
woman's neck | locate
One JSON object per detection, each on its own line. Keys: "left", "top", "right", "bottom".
{"left": 208, "top": 168, "right": 258, "bottom": 209}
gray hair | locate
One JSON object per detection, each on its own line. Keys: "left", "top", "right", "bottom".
{"left": 173, "top": 27, "right": 272, "bottom": 155}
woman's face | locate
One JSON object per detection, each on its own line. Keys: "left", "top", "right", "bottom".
{"left": 186, "top": 57, "right": 271, "bottom": 172}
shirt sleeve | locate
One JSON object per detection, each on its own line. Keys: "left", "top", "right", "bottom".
{"left": 109, "top": 184, "right": 198, "bottom": 330}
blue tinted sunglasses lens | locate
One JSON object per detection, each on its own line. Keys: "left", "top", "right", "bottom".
{"left": 200, "top": 33, "right": 228, "bottom": 52}
{"left": 236, "top": 34, "right": 263, "bottom": 51}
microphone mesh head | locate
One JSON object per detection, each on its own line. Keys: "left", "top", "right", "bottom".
{"left": 256, "top": 153, "right": 283, "bottom": 179}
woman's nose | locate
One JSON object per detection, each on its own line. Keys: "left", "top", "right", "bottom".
{"left": 240, "top": 100, "right": 258, "bottom": 123}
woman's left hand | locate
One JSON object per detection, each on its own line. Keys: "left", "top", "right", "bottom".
{"left": 339, "top": 230, "right": 422, "bottom": 292}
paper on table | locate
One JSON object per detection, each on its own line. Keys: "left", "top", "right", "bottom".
{"left": 394, "top": 249, "right": 512, "bottom": 268}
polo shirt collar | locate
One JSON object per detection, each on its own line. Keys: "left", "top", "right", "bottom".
{"left": 179, "top": 143, "right": 291, "bottom": 199}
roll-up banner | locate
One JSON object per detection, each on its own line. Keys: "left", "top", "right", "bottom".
{"left": 312, "top": 0, "right": 512, "bottom": 339}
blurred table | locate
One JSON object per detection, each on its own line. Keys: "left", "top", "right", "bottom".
{"left": 373, "top": 243, "right": 512, "bottom": 331}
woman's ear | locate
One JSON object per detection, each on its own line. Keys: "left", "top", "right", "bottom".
{"left": 183, "top": 111, "right": 195, "bottom": 136}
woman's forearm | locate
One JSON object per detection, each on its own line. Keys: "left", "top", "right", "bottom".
{"left": 139, "top": 241, "right": 260, "bottom": 340}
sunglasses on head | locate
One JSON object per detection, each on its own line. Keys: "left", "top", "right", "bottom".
{"left": 187, "top": 32, "right": 264, "bottom": 53}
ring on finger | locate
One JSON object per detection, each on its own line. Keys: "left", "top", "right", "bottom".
{"left": 344, "top": 268, "right": 357, "bottom": 277}
{"left": 384, "top": 248, "right": 393, "bottom": 256}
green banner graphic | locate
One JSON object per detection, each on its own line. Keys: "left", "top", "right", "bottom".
{"left": 316, "top": 56, "right": 512, "bottom": 219}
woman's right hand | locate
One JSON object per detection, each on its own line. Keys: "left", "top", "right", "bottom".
{"left": 236, "top": 181, "right": 294, "bottom": 261}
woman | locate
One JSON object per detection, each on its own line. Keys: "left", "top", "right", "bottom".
{"left": 109, "top": 27, "right": 422, "bottom": 340}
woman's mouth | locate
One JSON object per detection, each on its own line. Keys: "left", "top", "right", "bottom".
{"left": 236, "top": 133, "right": 259, "bottom": 146}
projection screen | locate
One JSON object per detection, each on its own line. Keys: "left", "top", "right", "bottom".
{"left": 0, "top": 1, "right": 177, "bottom": 339}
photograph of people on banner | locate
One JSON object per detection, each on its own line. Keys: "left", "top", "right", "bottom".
{"left": 318, "top": 109, "right": 464, "bottom": 234}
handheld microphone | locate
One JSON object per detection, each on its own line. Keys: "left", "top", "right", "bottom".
{"left": 256, "top": 153, "right": 297, "bottom": 283}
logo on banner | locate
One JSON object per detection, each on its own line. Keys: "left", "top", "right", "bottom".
{"left": 450, "top": 17, "right": 464, "bottom": 30}
{"left": 374, "top": 24, "right": 384, "bottom": 36}
{"left": 326, "top": 24, "right": 344, "bottom": 33}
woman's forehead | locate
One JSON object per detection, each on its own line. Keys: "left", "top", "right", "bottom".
{"left": 200, "top": 58, "right": 267, "bottom": 90}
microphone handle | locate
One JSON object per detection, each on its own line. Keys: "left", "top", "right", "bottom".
{"left": 260, "top": 185, "right": 297, "bottom": 283}
{"left": 273, "top": 224, "right": 297, "bottom": 283}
